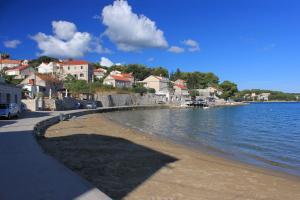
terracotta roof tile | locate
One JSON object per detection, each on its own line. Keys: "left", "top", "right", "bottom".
{"left": 0, "top": 59, "right": 21, "bottom": 64}
{"left": 111, "top": 75, "right": 130, "bottom": 81}
{"left": 6, "top": 65, "right": 31, "bottom": 71}
{"left": 175, "top": 84, "right": 187, "bottom": 89}
{"left": 62, "top": 60, "right": 89, "bottom": 65}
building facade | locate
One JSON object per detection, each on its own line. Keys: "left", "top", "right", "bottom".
{"left": 0, "top": 79, "right": 22, "bottom": 106}
{"left": 141, "top": 75, "right": 170, "bottom": 94}
{"left": 37, "top": 62, "right": 62, "bottom": 75}
{"left": 19, "top": 74, "right": 63, "bottom": 98}
{"left": 5, "top": 65, "right": 35, "bottom": 79}
{"left": 103, "top": 74, "right": 132, "bottom": 88}
{"left": 61, "top": 60, "right": 93, "bottom": 82}
{"left": 0, "top": 59, "right": 21, "bottom": 70}
{"left": 94, "top": 68, "right": 107, "bottom": 79}
{"left": 173, "top": 79, "right": 189, "bottom": 96}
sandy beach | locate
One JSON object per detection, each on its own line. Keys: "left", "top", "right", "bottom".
{"left": 38, "top": 113, "right": 300, "bottom": 200}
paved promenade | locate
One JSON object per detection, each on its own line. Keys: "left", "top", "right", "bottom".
{"left": 0, "top": 110, "right": 112, "bottom": 200}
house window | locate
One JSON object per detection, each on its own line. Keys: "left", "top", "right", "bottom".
{"left": 68, "top": 66, "right": 70, "bottom": 70}
{"left": 80, "top": 73, "right": 84, "bottom": 77}
{"left": 15, "top": 94, "right": 18, "bottom": 103}
{"left": 81, "top": 66, "right": 83, "bottom": 69}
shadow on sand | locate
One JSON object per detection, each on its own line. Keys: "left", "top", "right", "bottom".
{"left": 39, "top": 134, "right": 178, "bottom": 200}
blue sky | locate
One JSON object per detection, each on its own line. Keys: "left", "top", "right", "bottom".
{"left": 1, "top": 0, "right": 300, "bottom": 92}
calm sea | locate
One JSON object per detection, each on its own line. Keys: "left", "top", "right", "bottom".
{"left": 105, "top": 103, "right": 300, "bottom": 176}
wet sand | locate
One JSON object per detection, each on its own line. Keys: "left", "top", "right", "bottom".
{"left": 39, "top": 113, "right": 300, "bottom": 200}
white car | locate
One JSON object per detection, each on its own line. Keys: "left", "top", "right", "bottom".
{"left": 0, "top": 103, "right": 20, "bottom": 119}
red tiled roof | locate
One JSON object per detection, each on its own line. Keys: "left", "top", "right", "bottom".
{"left": 176, "top": 79, "right": 187, "bottom": 83}
{"left": 6, "top": 65, "right": 30, "bottom": 71}
{"left": 94, "top": 68, "right": 106, "bottom": 72}
{"left": 62, "top": 60, "right": 89, "bottom": 65}
{"left": 154, "top": 76, "right": 164, "bottom": 80}
{"left": 121, "top": 73, "right": 133, "bottom": 78}
{"left": 111, "top": 75, "right": 130, "bottom": 82}
{"left": 175, "top": 84, "right": 187, "bottom": 89}
{"left": 0, "top": 59, "right": 21, "bottom": 64}
{"left": 36, "top": 74, "right": 61, "bottom": 83}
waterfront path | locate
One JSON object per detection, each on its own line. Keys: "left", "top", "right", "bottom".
{"left": 0, "top": 110, "right": 112, "bottom": 200}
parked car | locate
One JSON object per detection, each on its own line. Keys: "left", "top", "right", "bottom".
{"left": 85, "top": 102, "right": 97, "bottom": 109}
{"left": 0, "top": 103, "right": 20, "bottom": 119}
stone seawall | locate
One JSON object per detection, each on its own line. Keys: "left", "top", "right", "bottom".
{"left": 94, "top": 93, "right": 157, "bottom": 107}
{"left": 34, "top": 105, "right": 168, "bottom": 137}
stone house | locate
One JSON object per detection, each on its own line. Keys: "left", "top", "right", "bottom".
{"left": 19, "top": 74, "right": 63, "bottom": 98}
{"left": 103, "top": 74, "right": 132, "bottom": 88}
{"left": 94, "top": 68, "right": 107, "bottom": 79}
{"left": 61, "top": 60, "right": 93, "bottom": 82}
{"left": 197, "top": 87, "right": 222, "bottom": 100}
{"left": 141, "top": 75, "right": 170, "bottom": 94}
{"left": 173, "top": 79, "right": 189, "bottom": 96}
{"left": 5, "top": 65, "right": 35, "bottom": 79}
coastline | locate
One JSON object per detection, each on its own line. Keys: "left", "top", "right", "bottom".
{"left": 38, "top": 112, "right": 300, "bottom": 200}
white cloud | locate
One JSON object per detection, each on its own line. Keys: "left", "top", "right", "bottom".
{"left": 31, "top": 20, "right": 108, "bottom": 58}
{"left": 147, "top": 57, "right": 154, "bottom": 62}
{"left": 182, "top": 39, "right": 200, "bottom": 52}
{"left": 52, "top": 21, "right": 77, "bottom": 40}
{"left": 102, "top": 0, "right": 168, "bottom": 51}
{"left": 168, "top": 46, "right": 184, "bottom": 53}
{"left": 100, "top": 57, "right": 114, "bottom": 67}
{"left": 3, "top": 40, "right": 21, "bottom": 48}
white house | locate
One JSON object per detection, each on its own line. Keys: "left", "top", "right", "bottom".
{"left": 197, "top": 86, "right": 222, "bottom": 99}
{"left": 173, "top": 79, "right": 189, "bottom": 96}
{"left": 5, "top": 65, "right": 35, "bottom": 79}
{"left": 94, "top": 68, "right": 107, "bottom": 79}
{"left": 19, "top": 74, "right": 63, "bottom": 98}
{"left": 103, "top": 74, "right": 133, "bottom": 88}
{"left": 141, "top": 75, "right": 170, "bottom": 94}
{"left": 0, "top": 59, "right": 21, "bottom": 70}
{"left": 0, "top": 79, "right": 22, "bottom": 106}
{"left": 61, "top": 60, "right": 93, "bottom": 82}
{"left": 37, "top": 62, "right": 62, "bottom": 74}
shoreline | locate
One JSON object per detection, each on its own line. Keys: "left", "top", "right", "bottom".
{"left": 39, "top": 113, "right": 300, "bottom": 200}
{"left": 104, "top": 112, "right": 300, "bottom": 179}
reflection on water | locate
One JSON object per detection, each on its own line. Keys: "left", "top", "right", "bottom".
{"left": 105, "top": 103, "right": 300, "bottom": 176}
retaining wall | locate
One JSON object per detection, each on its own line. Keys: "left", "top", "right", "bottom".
{"left": 34, "top": 105, "right": 168, "bottom": 138}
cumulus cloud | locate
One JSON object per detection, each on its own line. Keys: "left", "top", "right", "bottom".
{"left": 31, "top": 20, "right": 108, "bottom": 58}
{"left": 102, "top": 0, "right": 168, "bottom": 51}
{"left": 3, "top": 39, "right": 21, "bottom": 48}
{"left": 100, "top": 57, "right": 114, "bottom": 67}
{"left": 182, "top": 39, "right": 200, "bottom": 52}
{"left": 168, "top": 46, "right": 184, "bottom": 53}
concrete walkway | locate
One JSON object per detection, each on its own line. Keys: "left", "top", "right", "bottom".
{"left": 0, "top": 110, "right": 112, "bottom": 200}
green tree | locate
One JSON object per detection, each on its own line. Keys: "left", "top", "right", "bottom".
{"left": 151, "top": 66, "right": 169, "bottom": 77}
{"left": 29, "top": 56, "right": 59, "bottom": 69}
{"left": 124, "top": 64, "right": 151, "bottom": 81}
{"left": 170, "top": 68, "right": 182, "bottom": 81}
{"left": 219, "top": 81, "right": 238, "bottom": 100}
